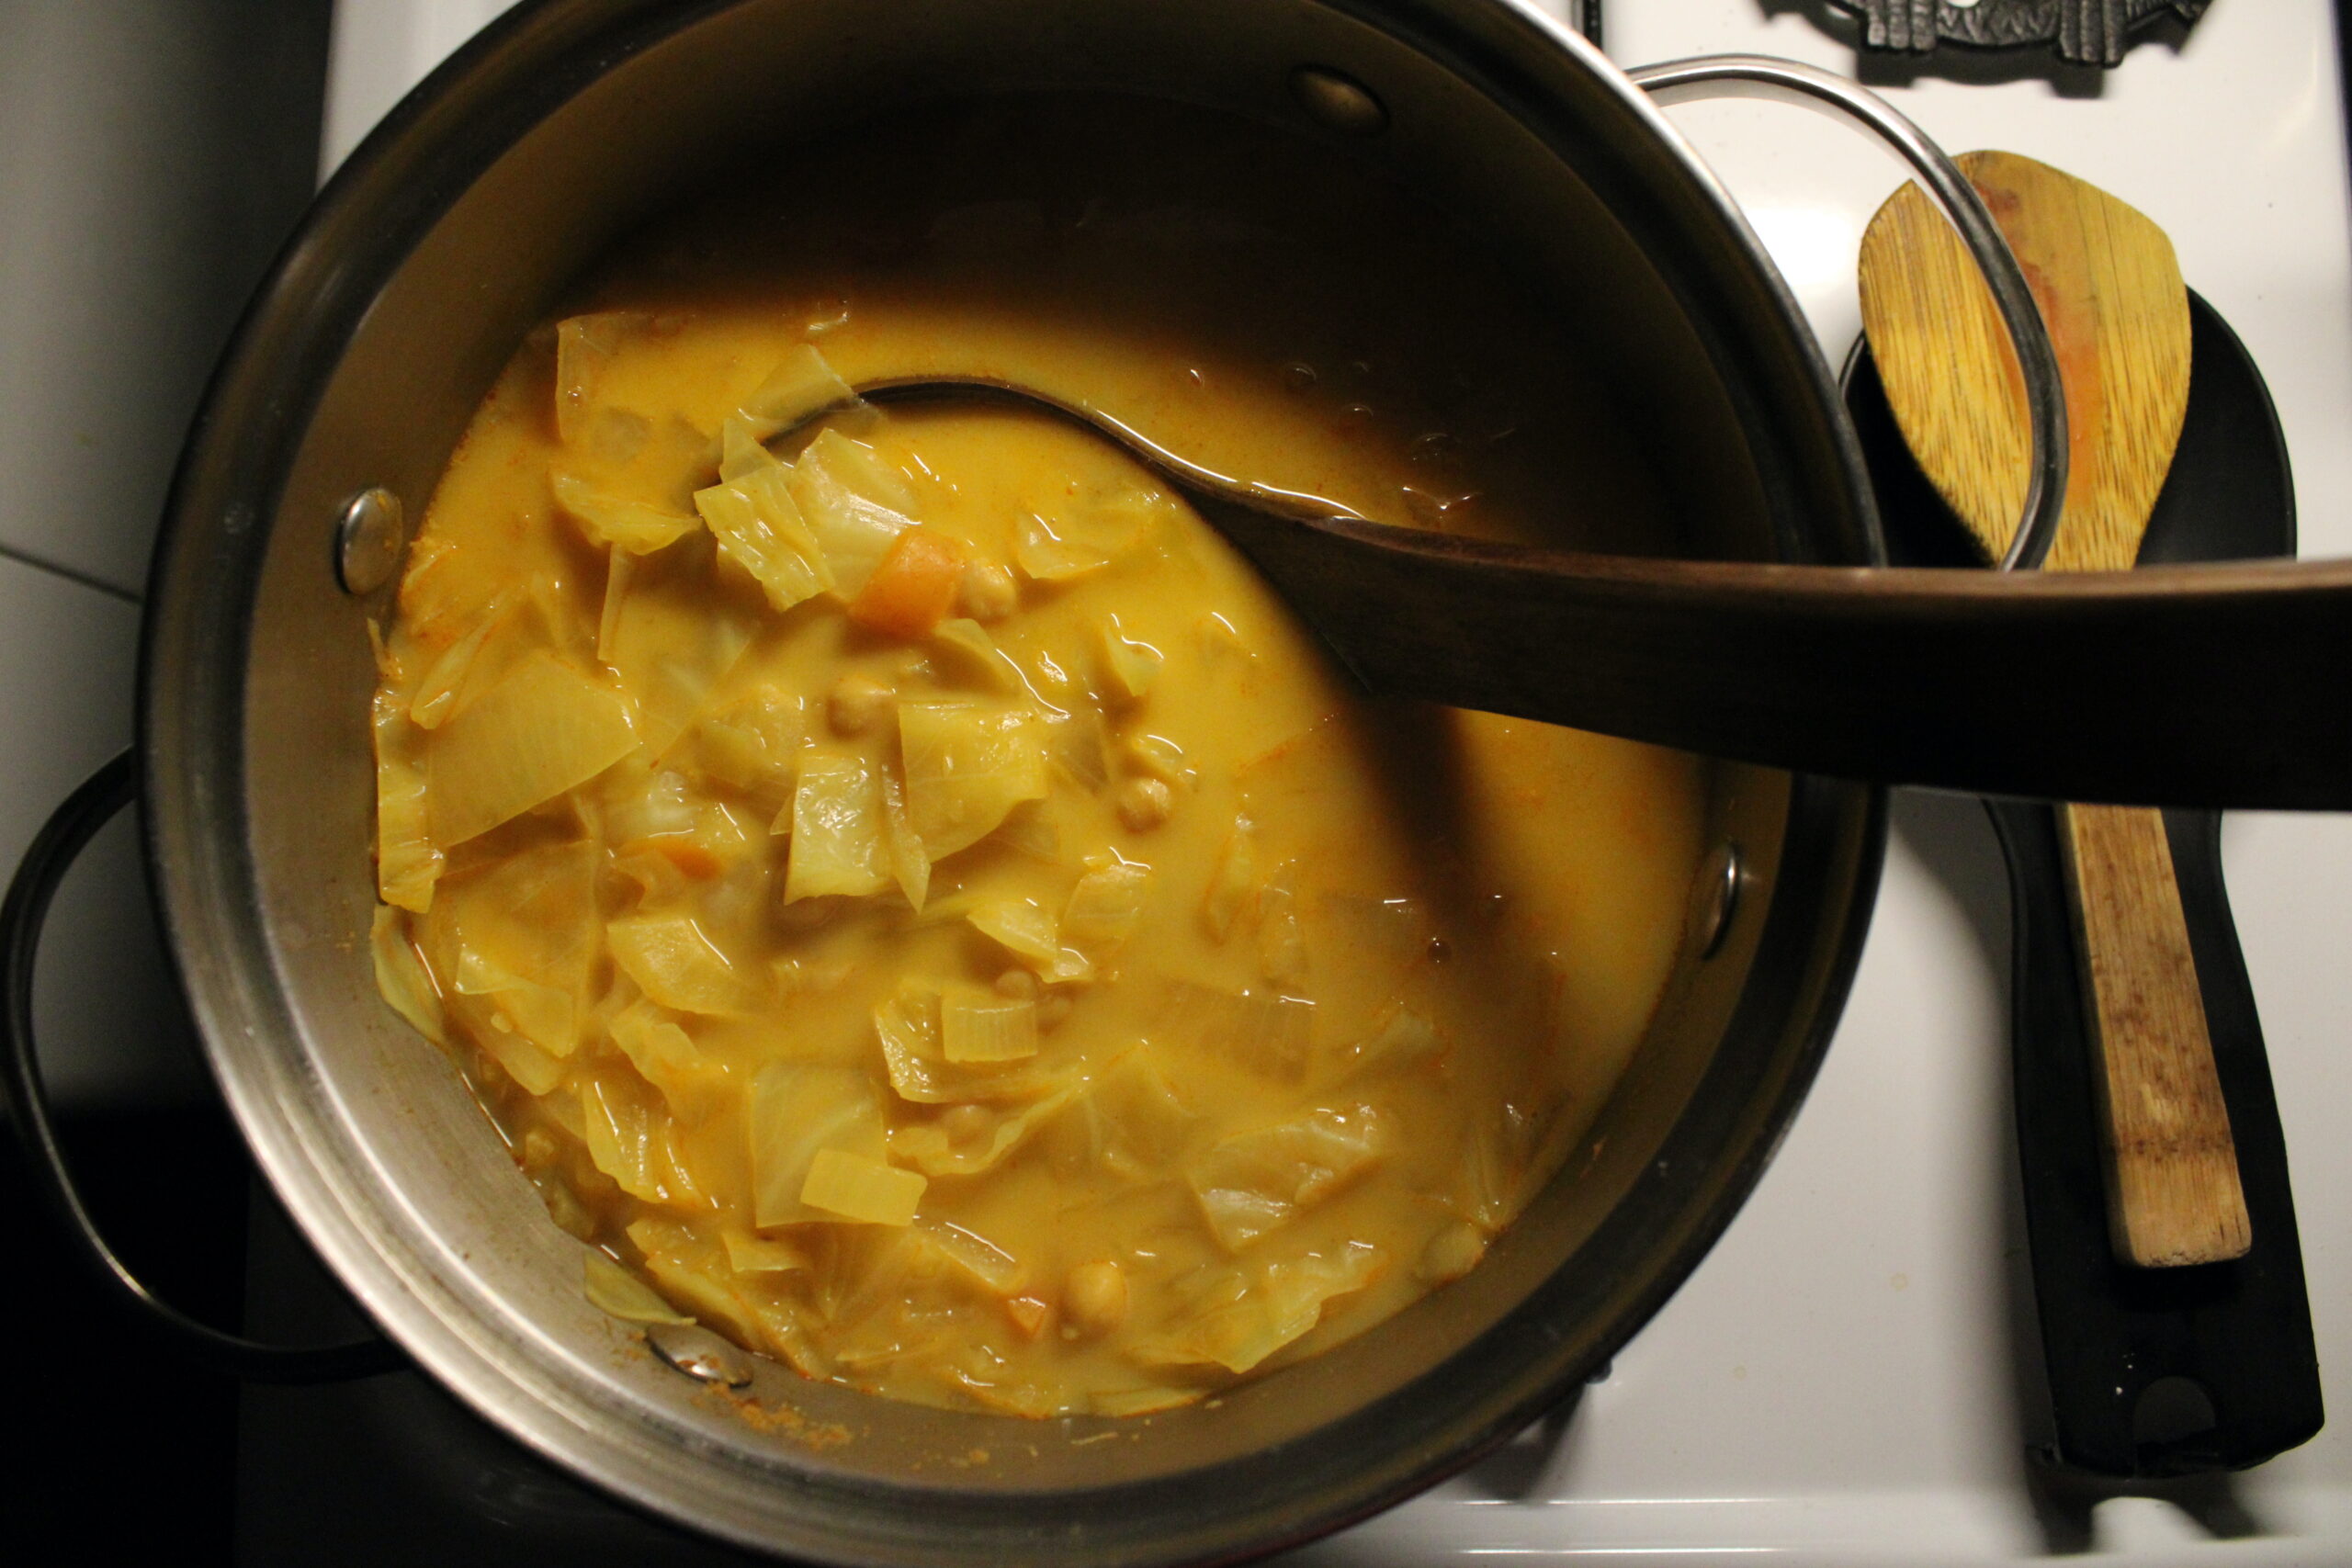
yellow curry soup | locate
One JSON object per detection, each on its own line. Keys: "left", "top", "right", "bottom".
{"left": 368, "top": 98, "right": 1706, "bottom": 1418}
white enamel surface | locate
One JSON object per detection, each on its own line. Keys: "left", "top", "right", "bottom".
{"left": 0, "top": 0, "right": 2330, "bottom": 1557}
{"left": 0, "top": 2, "right": 322, "bottom": 597}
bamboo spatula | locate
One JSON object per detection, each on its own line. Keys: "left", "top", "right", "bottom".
{"left": 1860, "top": 150, "right": 2249, "bottom": 1268}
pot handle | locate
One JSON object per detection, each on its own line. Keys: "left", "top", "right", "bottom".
{"left": 1627, "top": 54, "right": 2067, "bottom": 575}
{"left": 1, "top": 751, "right": 401, "bottom": 1383}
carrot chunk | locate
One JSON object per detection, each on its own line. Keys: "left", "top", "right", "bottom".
{"left": 848, "top": 529, "right": 968, "bottom": 638}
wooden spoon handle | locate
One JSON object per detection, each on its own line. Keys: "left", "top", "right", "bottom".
{"left": 1205, "top": 508, "right": 2352, "bottom": 811}
{"left": 2060, "top": 805, "right": 2252, "bottom": 1265}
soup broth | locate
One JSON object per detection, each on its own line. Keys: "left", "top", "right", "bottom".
{"left": 369, "top": 97, "right": 1706, "bottom": 1417}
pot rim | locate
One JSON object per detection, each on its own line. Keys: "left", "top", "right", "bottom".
{"left": 135, "top": 1, "right": 1888, "bottom": 1561}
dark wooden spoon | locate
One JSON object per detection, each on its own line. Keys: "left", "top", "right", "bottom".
{"left": 850, "top": 376, "right": 2352, "bottom": 811}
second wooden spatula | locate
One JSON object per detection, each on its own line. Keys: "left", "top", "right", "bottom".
{"left": 1859, "top": 150, "right": 2247, "bottom": 1268}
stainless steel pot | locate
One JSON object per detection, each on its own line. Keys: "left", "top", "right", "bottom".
{"left": 9, "top": 2, "right": 1929, "bottom": 1562}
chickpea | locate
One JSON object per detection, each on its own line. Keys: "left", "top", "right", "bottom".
{"left": 1123, "top": 732, "right": 1187, "bottom": 783}
{"left": 540, "top": 1180, "right": 598, "bottom": 1242}
{"left": 1115, "top": 776, "right": 1172, "bottom": 831}
{"left": 827, "top": 672, "right": 894, "bottom": 736}
{"left": 1063, "top": 1259, "right": 1129, "bottom": 1337}
{"left": 1417, "top": 1221, "right": 1487, "bottom": 1284}
{"left": 994, "top": 968, "right": 1039, "bottom": 999}
{"left": 941, "top": 1103, "right": 994, "bottom": 1148}
{"left": 1035, "top": 992, "right": 1074, "bottom": 1032}
{"left": 957, "top": 559, "right": 1018, "bottom": 622}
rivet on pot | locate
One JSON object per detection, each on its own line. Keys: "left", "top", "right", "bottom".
{"left": 645, "top": 1322, "right": 753, "bottom": 1389}
{"left": 1289, "top": 66, "right": 1387, "bottom": 137}
{"left": 1690, "top": 841, "right": 1744, "bottom": 961}
{"left": 334, "top": 487, "right": 406, "bottom": 595}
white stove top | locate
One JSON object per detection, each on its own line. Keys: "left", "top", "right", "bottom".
{"left": 16, "top": 2, "right": 2347, "bottom": 1562}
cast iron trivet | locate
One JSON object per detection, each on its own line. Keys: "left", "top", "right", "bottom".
{"left": 1828, "top": 0, "right": 2209, "bottom": 68}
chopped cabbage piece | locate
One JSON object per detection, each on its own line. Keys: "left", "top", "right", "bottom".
{"left": 695, "top": 688, "right": 806, "bottom": 800}
{"left": 1091, "top": 1387, "right": 1204, "bottom": 1417}
{"left": 607, "top": 913, "right": 757, "bottom": 1016}
{"left": 606, "top": 998, "right": 718, "bottom": 1116}
{"left": 1153, "top": 979, "right": 1313, "bottom": 1083}
{"left": 736, "top": 344, "right": 855, "bottom": 440}
{"left": 627, "top": 1216, "right": 768, "bottom": 1347}
{"left": 427, "top": 652, "right": 637, "bottom": 847}
{"left": 1186, "top": 1104, "right": 1386, "bottom": 1250}
{"left": 426, "top": 840, "right": 601, "bottom": 1066}
{"left": 455, "top": 949, "right": 577, "bottom": 1069}
{"left": 596, "top": 546, "right": 631, "bottom": 668}
{"left": 890, "top": 1087, "right": 1075, "bottom": 1178}
{"left": 802, "top": 425, "right": 917, "bottom": 513}
{"left": 373, "top": 689, "right": 443, "bottom": 911}
{"left": 581, "top": 1074, "right": 707, "bottom": 1206}
{"left": 931, "top": 617, "right": 1022, "bottom": 692}
{"left": 748, "top": 1062, "right": 888, "bottom": 1228}
{"left": 1046, "top": 1046, "right": 1196, "bottom": 1181}
{"left": 1348, "top": 1007, "right": 1444, "bottom": 1076}
{"left": 899, "top": 703, "right": 1048, "bottom": 860}
{"left": 518, "top": 569, "right": 598, "bottom": 672}
{"left": 718, "top": 415, "right": 781, "bottom": 482}
{"left": 1062, "top": 858, "right": 1152, "bottom": 963}
{"left": 408, "top": 598, "right": 514, "bottom": 730}
{"left": 1130, "top": 1242, "right": 1383, "bottom": 1372}
{"left": 722, "top": 1228, "right": 809, "bottom": 1275}
{"left": 801, "top": 1148, "right": 926, "bottom": 1225}
{"left": 1012, "top": 511, "right": 1111, "bottom": 581}
{"left": 1085, "top": 482, "right": 1184, "bottom": 547}
{"left": 1049, "top": 705, "right": 1111, "bottom": 792}
{"left": 693, "top": 467, "right": 834, "bottom": 613}
{"left": 1258, "top": 860, "right": 1308, "bottom": 985}
{"left": 787, "top": 431, "right": 917, "bottom": 597}
{"left": 553, "top": 311, "right": 644, "bottom": 446}
{"left": 552, "top": 472, "right": 698, "bottom": 554}
{"left": 1201, "top": 818, "right": 1257, "bottom": 942}
{"left": 991, "top": 797, "right": 1062, "bottom": 863}
{"left": 783, "top": 750, "right": 891, "bottom": 901}
{"left": 877, "top": 760, "right": 931, "bottom": 911}
{"left": 1097, "top": 615, "right": 1163, "bottom": 701}
{"left": 945, "top": 1360, "right": 1058, "bottom": 1418}
{"left": 470, "top": 1016, "right": 565, "bottom": 1096}
{"left": 873, "top": 987, "right": 1054, "bottom": 1105}
{"left": 597, "top": 757, "right": 696, "bottom": 844}
{"left": 583, "top": 1249, "right": 693, "bottom": 1325}
{"left": 941, "top": 985, "right": 1040, "bottom": 1063}
{"left": 917, "top": 1218, "right": 1023, "bottom": 1295}
{"left": 369, "top": 904, "right": 447, "bottom": 1045}
{"left": 967, "top": 898, "right": 1090, "bottom": 984}
{"left": 602, "top": 567, "right": 758, "bottom": 756}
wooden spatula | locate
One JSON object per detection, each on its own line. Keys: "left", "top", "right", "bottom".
{"left": 1860, "top": 150, "right": 2249, "bottom": 1267}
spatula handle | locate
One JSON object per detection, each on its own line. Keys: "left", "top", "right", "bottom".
{"left": 2060, "top": 804, "right": 2251, "bottom": 1265}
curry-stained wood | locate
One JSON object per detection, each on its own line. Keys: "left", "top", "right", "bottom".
{"left": 1860, "top": 151, "right": 2245, "bottom": 1267}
